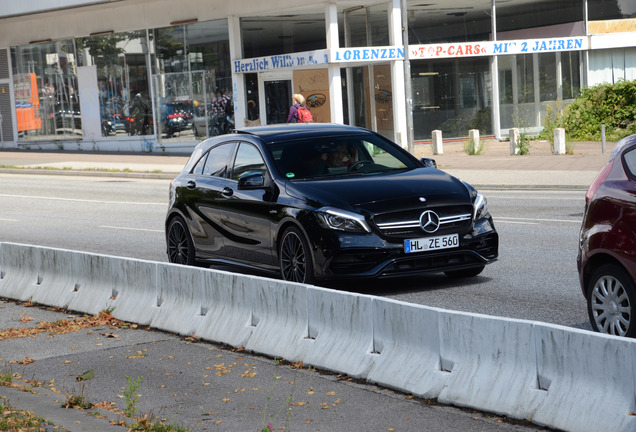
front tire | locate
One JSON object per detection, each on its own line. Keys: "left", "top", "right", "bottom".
{"left": 167, "top": 216, "right": 195, "bottom": 266}
{"left": 587, "top": 263, "right": 636, "bottom": 337}
{"left": 279, "top": 226, "right": 315, "bottom": 285}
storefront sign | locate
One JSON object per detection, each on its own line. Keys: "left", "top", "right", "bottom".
{"left": 233, "top": 49, "right": 329, "bottom": 73}
{"left": 410, "top": 37, "right": 588, "bottom": 59}
{"left": 333, "top": 46, "right": 405, "bottom": 62}
{"left": 233, "top": 37, "right": 589, "bottom": 73}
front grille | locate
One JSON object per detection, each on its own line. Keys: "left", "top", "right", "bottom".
{"left": 374, "top": 209, "right": 472, "bottom": 239}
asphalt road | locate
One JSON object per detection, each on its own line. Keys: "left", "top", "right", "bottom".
{"left": 0, "top": 173, "right": 590, "bottom": 331}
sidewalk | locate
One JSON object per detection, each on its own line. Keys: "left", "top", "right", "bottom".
{"left": 0, "top": 139, "right": 612, "bottom": 188}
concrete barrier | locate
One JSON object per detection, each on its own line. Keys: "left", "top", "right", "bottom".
{"left": 151, "top": 263, "right": 206, "bottom": 336}
{"left": 2, "top": 242, "right": 636, "bottom": 432}
{"left": 195, "top": 270, "right": 255, "bottom": 348}
{"left": 303, "top": 287, "right": 375, "bottom": 378}
{"left": 66, "top": 252, "right": 122, "bottom": 315}
{"left": 28, "top": 247, "right": 78, "bottom": 309}
{"left": 0, "top": 243, "right": 40, "bottom": 301}
{"left": 436, "top": 311, "right": 547, "bottom": 419}
{"left": 532, "top": 324, "right": 636, "bottom": 432}
{"left": 367, "top": 298, "right": 447, "bottom": 398}
{"left": 107, "top": 258, "right": 158, "bottom": 325}
{"left": 245, "top": 278, "right": 310, "bottom": 362}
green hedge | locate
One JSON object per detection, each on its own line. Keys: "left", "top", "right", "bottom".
{"left": 540, "top": 79, "right": 636, "bottom": 142}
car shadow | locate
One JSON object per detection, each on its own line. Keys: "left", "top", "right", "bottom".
{"left": 323, "top": 273, "right": 495, "bottom": 297}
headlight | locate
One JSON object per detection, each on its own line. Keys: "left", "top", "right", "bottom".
{"left": 462, "top": 181, "right": 489, "bottom": 221}
{"left": 317, "top": 207, "right": 371, "bottom": 233}
{"left": 473, "top": 191, "right": 489, "bottom": 221}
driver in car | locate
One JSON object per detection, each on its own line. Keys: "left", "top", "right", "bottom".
{"left": 326, "top": 143, "right": 358, "bottom": 168}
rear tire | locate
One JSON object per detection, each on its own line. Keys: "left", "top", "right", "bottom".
{"left": 279, "top": 226, "right": 315, "bottom": 285}
{"left": 444, "top": 265, "right": 485, "bottom": 278}
{"left": 167, "top": 216, "right": 195, "bottom": 266}
{"left": 587, "top": 263, "right": 636, "bottom": 337}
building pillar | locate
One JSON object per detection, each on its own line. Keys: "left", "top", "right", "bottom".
{"left": 389, "top": 0, "right": 408, "bottom": 148}
{"left": 228, "top": 15, "right": 246, "bottom": 129}
{"left": 326, "top": 3, "right": 343, "bottom": 124}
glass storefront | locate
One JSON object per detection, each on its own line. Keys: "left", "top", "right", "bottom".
{"left": 495, "top": 0, "right": 584, "bottom": 134}
{"left": 76, "top": 31, "right": 153, "bottom": 137}
{"left": 412, "top": 58, "right": 491, "bottom": 140}
{"left": 406, "top": 0, "right": 492, "bottom": 44}
{"left": 152, "top": 20, "right": 231, "bottom": 142}
{"left": 241, "top": 14, "right": 326, "bottom": 58}
{"left": 498, "top": 51, "right": 581, "bottom": 132}
{"left": 496, "top": 0, "right": 584, "bottom": 37}
{"left": 11, "top": 40, "right": 81, "bottom": 141}
{"left": 588, "top": 0, "right": 636, "bottom": 20}
{"left": 7, "top": 1, "right": 632, "bottom": 147}
{"left": 340, "top": 3, "right": 389, "bottom": 47}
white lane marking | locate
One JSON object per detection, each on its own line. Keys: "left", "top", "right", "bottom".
{"left": 0, "top": 218, "right": 19, "bottom": 222}
{"left": 496, "top": 220, "right": 539, "bottom": 225}
{"left": 486, "top": 194, "right": 583, "bottom": 201}
{"left": 99, "top": 225, "right": 163, "bottom": 233}
{"left": 0, "top": 193, "right": 164, "bottom": 206}
{"left": 497, "top": 217, "right": 580, "bottom": 224}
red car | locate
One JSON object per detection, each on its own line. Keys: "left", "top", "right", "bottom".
{"left": 578, "top": 134, "right": 636, "bottom": 337}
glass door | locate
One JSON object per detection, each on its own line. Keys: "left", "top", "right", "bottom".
{"left": 258, "top": 71, "right": 292, "bottom": 125}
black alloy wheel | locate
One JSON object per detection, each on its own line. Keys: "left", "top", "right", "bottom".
{"left": 167, "top": 216, "right": 195, "bottom": 266}
{"left": 279, "top": 226, "right": 315, "bottom": 285}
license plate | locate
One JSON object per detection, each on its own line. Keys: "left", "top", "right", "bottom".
{"left": 404, "top": 233, "right": 459, "bottom": 253}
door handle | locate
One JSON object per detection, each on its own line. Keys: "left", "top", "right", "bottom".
{"left": 186, "top": 180, "right": 196, "bottom": 189}
{"left": 222, "top": 187, "right": 234, "bottom": 197}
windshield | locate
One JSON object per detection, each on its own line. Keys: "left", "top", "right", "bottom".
{"left": 269, "top": 134, "right": 418, "bottom": 180}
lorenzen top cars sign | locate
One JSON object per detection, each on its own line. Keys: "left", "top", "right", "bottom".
{"left": 232, "top": 37, "right": 589, "bottom": 72}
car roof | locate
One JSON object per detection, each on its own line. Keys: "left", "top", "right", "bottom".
{"left": 611, "top": 134, "right": 636, "bottom": 161}
{"left": 234, "top": 123, "right": 375, "bottom": 144}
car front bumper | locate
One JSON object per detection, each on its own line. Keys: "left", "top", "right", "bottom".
{"left": 309, "top": 217, "right": 499, "bottom": 280}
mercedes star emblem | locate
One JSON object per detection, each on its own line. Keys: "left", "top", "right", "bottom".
{"left": 420, "top": 210, "right": 441, "bottom": 233}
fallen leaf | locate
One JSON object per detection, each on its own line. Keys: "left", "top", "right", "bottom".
{"left": 222, "top": 398, "right": 231, "bottom": 403}
{"left": 76, "top": 369, "right": 94, "bottom": 381}
{"left": 326, "top": 391, "right": 336, "bottom": 396}
{"left": 100, "top": 333, "right": 119, "bottom": 338}
{"left": 19, "top": 312, "right": 34, "bottom": 323}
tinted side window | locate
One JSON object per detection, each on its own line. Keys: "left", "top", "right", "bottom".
{"left": 203, "top": 143, "right": 235, "bottom": 177}
{"left": 192, "top": 153, "right": 208, "bottom": 175}
{"left": 624, "top": 147, "right": 636, "bottom": 180}
{"left": 232, "top": 143, "right": 266, "bottom": 180}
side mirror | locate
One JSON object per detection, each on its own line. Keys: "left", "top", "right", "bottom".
{"left": 420, "top": 158, "right": 437, "bottom": 168}
{"left": 237, "top": 170, "right": 268, "bottom": 190}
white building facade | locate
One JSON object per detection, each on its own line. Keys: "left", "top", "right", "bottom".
{"left": 0, "top": 0, "right": 634, "bottom": 153}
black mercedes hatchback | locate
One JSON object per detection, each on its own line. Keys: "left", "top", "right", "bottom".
{"left": 165, "top": 124, "right": 498, "bottom": 284}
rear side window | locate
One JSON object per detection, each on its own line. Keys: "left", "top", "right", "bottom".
{"left": 193, "top": 143, "right": 235, "bottom": 177}
{"left": 232, "top": 143, "right": 266, "bottom": 180}
{"left": 624, "top": 147, "right": 636, "bottom": 180}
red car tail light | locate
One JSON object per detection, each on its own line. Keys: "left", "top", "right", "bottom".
{"left": 586, "top": 160, "right": 614, "bottom": 205}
